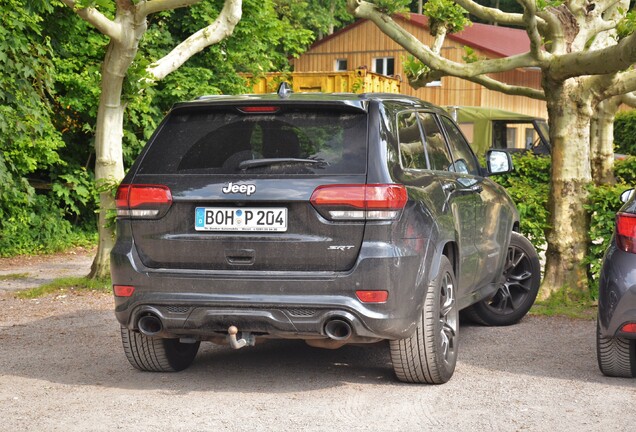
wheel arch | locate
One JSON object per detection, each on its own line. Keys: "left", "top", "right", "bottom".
{"left": 442, "top": 241, "right": 459, "bottom": 280}
{"left": 427, "top": 240, "right": 459, "bottom": 289}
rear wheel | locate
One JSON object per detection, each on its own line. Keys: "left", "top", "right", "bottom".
{"left": 120, "top": 326, "right": 200, "bottom": 372}
{"left": 465, "top": 232, "right": 540, "bottom": 326}
{"left": 596, "top": 319, "right": 636, "bottom": 377}
{"left": 390, "top": 256, "right": 458, "bottom": 384}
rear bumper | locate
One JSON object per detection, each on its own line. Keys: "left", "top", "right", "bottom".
{"left": 598, "top": 244, "right": 636, "bottom": 338}
{"left": 111, "top": 236, "right": 432, "bottom": 341}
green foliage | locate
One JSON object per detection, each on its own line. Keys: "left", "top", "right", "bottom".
{"left": 0, "top": 192, "right": 96, "bottom": 257}
{"left": 402, "top": 55, "right": 430, "bottom": 80}
{"left": 462, "top": 46, "right": 479, "bottom": 63}
{"left": 0, "top": 273, "right": 29, "bottom": 281}
{"left": 616, "top": 10, "right": 636, "bottom": 40}
{"left": 536, "top": 0, "right": 564, "bottom": 11}
{"left": 0, "top": 2, "right": 64, "bottom": 173}
{"left": 15, "top": 276, "right": 111, "bottom": 299}
{"left": 370, "top": 0, "right": 412, "bottom": 14}
{"left": 613, "top": 110, "right": 636, "bottom": 156}
{"left": 0, "top": 1, "right": 95, "bottom": 256}
{"left": 423, "top": 0, "right": 470, "bottom": 34}
{"left": 75, "top": 0, "right": 113, "bottom": 10}
{"left": 584, "top": 183, "right": 631, "bottom": 296}
{"left": 613, "top": 156, "right": 636, "bottom": 185}
{"left": 461, "top": 47, "right": 488, "bottom": 64}
{"left": 493, "top": 154, "right": 551, "bottom": 250}
{"left": 51, "top": 167, "right": 96, "bottom": 219}
{"left": 493, "top": 153, "right": 633, "bottom": 298}
{"left": 274, "top": 0, "right": 353, "bottom": 39}
{"left": 531, "top": 288, "right": 596, "bottom": 319}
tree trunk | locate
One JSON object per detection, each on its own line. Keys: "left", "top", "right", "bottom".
{"left": 540, "top": 78, "right": 593, "bottom": 300}
{"left": 89, "top": 10, "right": 146, "bottom": 279}
{"left": 590, "top": 97, "right": 619, "bottom": 185}
{"left": 328, "top": 0, "right": 336, "bottom": 35}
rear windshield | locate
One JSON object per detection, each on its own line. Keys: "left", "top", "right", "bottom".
{"left": 137, "top": 107, "right": 368, "bottom": 175}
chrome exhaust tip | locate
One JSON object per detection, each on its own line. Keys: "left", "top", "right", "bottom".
{"left": 324, "top": 319, "right": 352, "bottom": 341}
{"left": 138, "top": 314, "right": 163, "bottom": 337}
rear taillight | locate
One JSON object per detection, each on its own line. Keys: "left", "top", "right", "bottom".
{"left": 620, "top": 323, "right": 636, "bottom": 334}
{"left": 115, "top": 184, "right": 172, "bottom": 219}
{"left": 113, "top": 285, "right": 135, "bottom": 297}
{"left": 616, "top": 212, "right": 636, "bottom": 254}
{"left": 310, "top": 184, "right": 408, "bottom": 221}
{"left": 356, "top": 290, "right": 389, "bottom": 303}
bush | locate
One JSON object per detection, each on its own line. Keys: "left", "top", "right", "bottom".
{"left": 0, "top": 154, "right": 96, "bottom": 257}
{"left": 584, "top": 183, "right": 629, "bottom": 297}
{"left": 493, "top": 154, "right": 551, "bottom": 251}
{"left": 0, "top": 191, "right": 95, "bottom": 257}
{"left": 493, "top": 153, "right": 632, "bottom": 297}
{"left": 614, "top": 110, "right": 636, "bottom": 155}
{"left": 614, "top": 156, "right": 636, "bottom": 185}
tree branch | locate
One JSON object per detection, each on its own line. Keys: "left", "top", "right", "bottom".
{"left": 147, "top": 0, "right": 242, "bottom": 81}
{"left": 622, "top": 92, "right": 636, "bottom": 107}
{"left": 410, "top": 69, "right": 545, "bottom": 99}
{"left": 464, "top": 74, "right": 545, "bottom": 100}
{"left": 137, "top": 0, "right": 202, "bottom": 18}
{"left": 520, "top": 0, "right": 548, "bottom": 61}
{"left": 552, "top": 32, "right": 636, "bottom": 80}
{"left": 597, "top": 69, "right": 636, "bottom": 99}
{"left": 60, "top": 0, "right": 122, "bottom": 41}
{"left": 431, "top": 26, "right": 447, "bottom": 55}
{"left": 599, "top": 0, "right": 628, "bottom": 15}
{"left": 349, "top": 1, "right": 540, "bottom": 76}
{"left": 451, "top": 0, "right": 540, "bottom": 28}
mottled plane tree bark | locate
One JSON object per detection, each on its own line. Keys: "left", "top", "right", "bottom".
{"left": 590, "top": 92, "right": 636, "bottom": 185}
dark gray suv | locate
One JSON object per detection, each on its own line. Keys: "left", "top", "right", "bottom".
{"left": 597, "top": 188, "right": 636, "bottom": 377}
{"left": 111, "top": 88, "right": 540, "bottom": 384}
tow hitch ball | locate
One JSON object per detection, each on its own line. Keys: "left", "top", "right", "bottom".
{"left": 227, "top": 325, "right": 255, "bottom": 349}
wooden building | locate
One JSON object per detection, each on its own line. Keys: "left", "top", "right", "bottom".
{"left": 291, "top": 14, "right": 547, "bottom": 119}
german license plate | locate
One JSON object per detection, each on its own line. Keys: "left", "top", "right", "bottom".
{"left": 195, "top": 207, "right": 287, "bottom": 232}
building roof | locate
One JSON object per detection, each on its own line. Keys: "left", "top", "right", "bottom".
{"left": 310, "top": 14, "right": 530, "bottom": 59}
{"left": 396, "top": 14, "right": 530, "bottom": 58}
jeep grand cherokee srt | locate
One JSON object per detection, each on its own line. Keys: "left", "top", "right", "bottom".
{"left": 111, "top": 88, "right": 540, "bottom": 384}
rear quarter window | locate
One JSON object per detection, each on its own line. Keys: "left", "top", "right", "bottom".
{"left": 137, "top": 108, "right": 368, "bottom": 175}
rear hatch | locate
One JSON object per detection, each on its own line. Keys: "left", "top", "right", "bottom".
{"left": 122, "top": 100, "right": 372, "bottom": 272}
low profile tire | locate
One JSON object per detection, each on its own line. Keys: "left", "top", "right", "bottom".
{"left": 596, "top": 319, "right": 636, "bottom": 378}
{"left": 390, "top": 256, "right": 459, "bottom": 384}
{"left": 465, "top": 232, "right": 540, "bottom": 326}
{"left": 120, "top": 326, "right": 200, "bottom": 372}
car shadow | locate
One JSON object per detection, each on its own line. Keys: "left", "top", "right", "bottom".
{"left": 0, "top": 306, "right": 394, "bottom": 392}
{"left": 1, "top": 305, "right": 634, "bottom": 391}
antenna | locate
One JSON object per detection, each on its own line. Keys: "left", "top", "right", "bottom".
{"left": 277, "top": 82, "right": 292, "bottom": 99}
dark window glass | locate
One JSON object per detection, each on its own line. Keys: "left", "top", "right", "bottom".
{"left": 139, "top": 109, "right": 368, "bottom": 175}
{"left": 440, "top": 116, "right": 480, "bottom": 175}
{"left": 374, "top": 57, "right": 395, "bottom": 76}
{"left": 398, "top": 112, "right": 427, "bottom": 170}
{"left": 420, "top": 113, "right": 452, "bottom": 172}
{"left": 386, "top": 58, "right": 395, "bottom": 76}
{"left": 336, "top": 59, "right": 348, "bottom": 71}
{"left": 506, "top": 127, "right": 517, "bottom": 148}
{"left": 374, "top": 58, "right": 383, "bottom": 73}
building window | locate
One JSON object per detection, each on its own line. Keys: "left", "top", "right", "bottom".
{"left": 373, "top": 57, "right": 395, "bottom": 76}
{"left": 525, "top": 128, "right": 535, "bottom": 148}
{"left": 506, "top": 128, "right": 517, "bottom": 149}
{"left": 335, "top": 59, "right": 348, "bottom": 71}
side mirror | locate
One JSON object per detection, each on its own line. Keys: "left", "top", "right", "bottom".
{"left": 486, "top": 150, "right": 513, "bottom": 175}
{"left": 620, "top": 188, "right": 635, "bottom": 203}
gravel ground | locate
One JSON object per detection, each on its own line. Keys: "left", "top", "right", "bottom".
{"left": 0, "top": 251, "right": 635, "bottom": 431}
